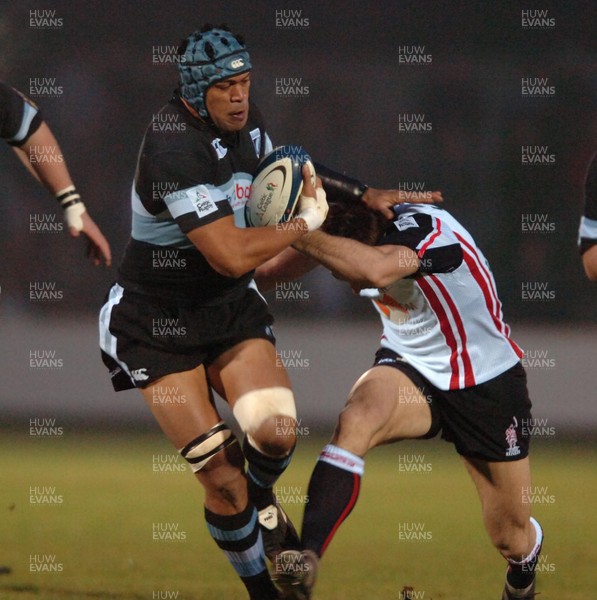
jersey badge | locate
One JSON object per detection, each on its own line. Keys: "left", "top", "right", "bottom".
{"left": 194, "top": 193, "right": 218, "bottom": 218}
{"left": 396, "top": 215, "right": 419, "bottom": 231}
{"left": 250, "top": 128, "right": 262, "bottom": 156}
{"left": 211, "top": 138, "right": 228, "bottom": 159}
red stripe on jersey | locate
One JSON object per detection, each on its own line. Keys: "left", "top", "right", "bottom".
{"left": 455, "top": 233, "right": 523, "bottom": 358}
{"left": 417, "top": 276, "right": 475, "bottom": 388}
{"left": 418, "top": 217, "right": 442, "bottom": 258}
{"left": 320, "top": 473, "right": 361, "bottom": 556}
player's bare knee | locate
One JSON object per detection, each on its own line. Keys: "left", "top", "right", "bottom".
{"left": 338, "top": 400, "right": 377, "bottom": 436}
{"left": 489, "top": 521, "right": 532, "bottom": 560}
{"left": 233, "top": 386, "right": 297, "bottom": 456}
{"left": 334, "top": 402, "right": 377, "bottom": 453}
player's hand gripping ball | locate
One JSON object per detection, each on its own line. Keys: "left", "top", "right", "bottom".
{"left": 245, "top": 145, "right": 316, "bottom": 227}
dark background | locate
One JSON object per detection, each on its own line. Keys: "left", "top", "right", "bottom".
{"left": 0, "top": 0, "right": 595, "bottom": 322}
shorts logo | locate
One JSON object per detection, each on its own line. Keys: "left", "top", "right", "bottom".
{"left": 377, "top": 357, "right": 399, "bottom": 365}
{"left": 505, "top": 416, "right": 521, "bottom": 457}
{"left": 131, "top": 368, "right": 149, "bottom": 382}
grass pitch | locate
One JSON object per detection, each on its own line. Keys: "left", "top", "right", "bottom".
{"left": 1, "top": 430, "right": 595, "bottom": 599}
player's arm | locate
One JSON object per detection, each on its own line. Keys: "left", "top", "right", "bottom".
{"left": 16, "top": 122, "right": 112, "bottom": 266}
{"left": 314, "top": 162, "right": 443, "bottom": 219}
{"left": 187, "top": 166, "right": 327, "bottom": 278}
{"left": 294, "top": 231, "right": 420, "bottom": 289}
{"left": 254, "top": 247, "right": 319, "bottom": 291}
{"left": 582, "top": 246, "right": 597, "bottom": 281}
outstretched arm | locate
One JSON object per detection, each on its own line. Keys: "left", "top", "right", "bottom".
{"left": 16, "top": 122, "right": 112, "bottom": 266}
{"left": 293, "top": 230, "right": 419, "bottom": 289}
{"left": 254, "top": 247, "right": 319, "bottom": 291}
{"left": 314, "top": 162, "right": 443, "bottom": 219}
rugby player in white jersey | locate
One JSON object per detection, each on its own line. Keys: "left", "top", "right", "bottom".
{"left": 0, "top": 81, "right": 111, "bottom": 265}
{"left": 257, "top": 201, "right": 543, "bottom": 600}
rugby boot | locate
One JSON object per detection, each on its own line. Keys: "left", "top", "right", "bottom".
{"left": 259, "top": 500, "right": 301, "bottom": 562}
{"left": 272, "top": 549, "right": 318, "bottom": 600}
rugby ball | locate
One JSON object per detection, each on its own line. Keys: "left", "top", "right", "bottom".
{"left": 245, "top": 145, "right": 315, "bottom": 227}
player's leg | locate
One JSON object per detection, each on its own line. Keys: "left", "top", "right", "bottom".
{"left": 140, "top": 365, "right": 279, "bottom": 600}
{"left": 462, "top": 456, "right": 543, "bottom": 599}
{"left": 302, "top": 363, "right": 435, "bottom": 558}
{"left": 208, "top": 338, "right": 301, "bottom": 558}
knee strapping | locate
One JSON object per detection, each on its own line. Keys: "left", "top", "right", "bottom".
{"left": 179, "top": 421, "right": 237, "bottom": 472}
{"left": 232, "top": 387, "right": 296, "bottom": 436}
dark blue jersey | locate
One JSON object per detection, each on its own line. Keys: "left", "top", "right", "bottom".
{"left": 118, "top": 94, "right": 273, "bottom": 305}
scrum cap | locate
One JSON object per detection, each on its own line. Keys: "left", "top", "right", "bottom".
{"left": 178, "top": 24, "right": 251, "bottom": 118}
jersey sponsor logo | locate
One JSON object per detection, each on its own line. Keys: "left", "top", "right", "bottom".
{"left": 235, "top": 182, "right": 252, "bottom": 201}
{"left": 396, "top": 216, "right": 419, "bottom": 231}
{"left": 211, "top": 138, "right": 228, "bottom": 159}
{"left": 194, "top": 193, "right": 218, "bottom": 218}
{"left": 131, "top": 368, "right": 149, "bottom": 382}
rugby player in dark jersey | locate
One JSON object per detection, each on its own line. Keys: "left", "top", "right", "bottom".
{"left": 579, "top": 152, "right": 597, "bottom": 280}
{"left": 99, "top": 22, "right": 441, "bottom": 598}
{"left": 1, "top": 81, "right": 111, "bottom": 265}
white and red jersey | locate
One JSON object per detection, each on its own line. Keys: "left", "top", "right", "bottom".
{"left": 369, "top": 204, "right": 523, "bottom": 390}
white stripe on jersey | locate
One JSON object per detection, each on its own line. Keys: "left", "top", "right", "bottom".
{"left": 579, "top": 216, "right": 597, "bottom": 242}
{"left": 8, "top": 101, "right": 38, "bottom": 143}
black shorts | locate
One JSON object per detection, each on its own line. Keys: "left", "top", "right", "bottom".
{"left": 373, "top": 348, "right": 533, "bottom": 462}
{"left": 99, "top": 283, "right": 275, "bottom": 391}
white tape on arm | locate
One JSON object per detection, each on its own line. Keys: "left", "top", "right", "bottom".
{"left": 296, "top": 187, "right": 328, "bottom": 232}
{"left": 64, "top": 202, "right": 86, "bottom": 232}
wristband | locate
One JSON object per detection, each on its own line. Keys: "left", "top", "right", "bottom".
{"left": 56, "top": 185, "right": 82, "bottom": 209}
{"left": 56, "top": 185, "right": 85, "bottom": 231}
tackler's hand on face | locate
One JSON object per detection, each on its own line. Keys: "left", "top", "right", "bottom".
{"left": 295, "top": 164, "right": 328, "bottom": 232}
{"left": 363, "top": 187, "right": 444, "bottom": 219}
